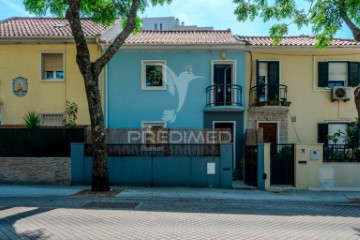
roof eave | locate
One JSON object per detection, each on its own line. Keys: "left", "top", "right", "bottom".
{"left": 0, "top": 36, "right": 99, "bottom": 44}
{"left": 99, "top": 42, "right": 245, "bottom": 51}
{"left": 245, "top": 45, "right": 360, "bottom": 51}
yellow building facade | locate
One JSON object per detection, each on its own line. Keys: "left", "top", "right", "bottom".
{"left": 0, "top": 17, "right": 106, "bottom": 126}
{"left": 240, "top": 36, "right": 360, "bottom": 145}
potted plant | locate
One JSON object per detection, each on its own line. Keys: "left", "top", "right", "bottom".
{"left": 281, "top": 97, "right": 292, "bottom": 106}
{"left": 148, "top": 68, "right": 162, "bottom": 86}
{"left": 254, "top": 98, "right": 266, "bottom": 106}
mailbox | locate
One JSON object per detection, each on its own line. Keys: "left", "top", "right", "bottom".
{"left": 207, "top": 162, "right": 215, "bottom": 175}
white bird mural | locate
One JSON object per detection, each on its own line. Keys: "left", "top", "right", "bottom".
{"left": 162, "top": 67, "right": 203, "bottom": 123}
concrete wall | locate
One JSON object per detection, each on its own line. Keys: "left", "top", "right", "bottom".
{"left": 0, "top": 43, "right": 101, "bottom": 125}
{"left": 0, "top": 157, "right": 70, "bottom": 184}
{"left": 257, "top": 143, "right": 271, "bottom": 190}
{"left": 106, "top": 51, "right": 246, "bottom": 128}
{"left": 245, "top": 49, "right": 360, "bottom": 144}
{"left": 71, "top": 143, "right": 233, "bottom": 188}
{"left": 295, "top": 144, "right": 360, "bottom": 189}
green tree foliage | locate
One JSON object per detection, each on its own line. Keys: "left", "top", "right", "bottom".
{"left": 23, "top": 0, "right": 171, "bottom": 191}
{"left": 233, "top": 0, "right": 360, "bottom": 47}
{"left": 64, "top": 101, "right": 78, "bottom": 127}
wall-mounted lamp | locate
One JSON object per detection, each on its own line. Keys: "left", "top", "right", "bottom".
{"left": 221, "top": 50, "right": 226, "bottom": 60}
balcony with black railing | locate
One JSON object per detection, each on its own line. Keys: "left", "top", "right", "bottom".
{"left": 205, "top": 84, "right": 243, "bottom": 111}
{"left": 249, "top": 84, "right": 291, "bottom": 107}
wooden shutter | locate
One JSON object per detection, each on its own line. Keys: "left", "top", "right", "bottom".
{"left": 43, "top": 53, "right": 63, "bottom": 71}
{"left": 318, "top": 62, "right": 329, "bottom": 87}
{"left": 268, "top": 61, "right": 279, "bottom": 99}
{"left": 348, "top": 62, "right": 360, "bottom": 87}
{"left": 318, "top": 123, "right": 328, "bottom": 144}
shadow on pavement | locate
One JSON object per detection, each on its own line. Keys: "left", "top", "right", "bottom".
{"left": 0, "top": 207, "right": 52, "bottom": 239}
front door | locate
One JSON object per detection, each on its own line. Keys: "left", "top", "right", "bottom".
{"left": 214, "top": 122, "right": 235, "bottom": 167}
{"left": 258, "top": 123, "right": 277, "bottom": 148}
{"left": 214, "top": 64, "right": 233, "bottom": 106}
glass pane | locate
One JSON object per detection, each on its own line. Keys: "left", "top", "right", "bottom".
{"left": 56, "top": 71, "right": 64, "bottom": 79}
{"left": 45, "top": 71, "right": 54, "bottom": 79}
{"left": 146, "top": 65, "right": 163, "bottom": 87}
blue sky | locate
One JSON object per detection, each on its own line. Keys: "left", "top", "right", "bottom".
{"left": 0, "top": 0, "right": 353, "bottom": 38}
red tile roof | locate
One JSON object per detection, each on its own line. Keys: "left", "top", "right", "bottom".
{"left": 236, "top": 35, "right": 360, "bottom": 46}
{"left": 0, "top": 17, "right": 106, "bottom": 38}
{"left": 123, "top": 30, "right": 238, "bottom": 44}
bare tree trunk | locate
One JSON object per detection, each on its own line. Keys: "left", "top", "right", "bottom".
{"left": 84, "top": 71, "right": 109, "bottom": 191}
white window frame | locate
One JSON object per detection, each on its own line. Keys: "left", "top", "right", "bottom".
{"left": 211, "top": 60, "right": 237, "bottom": 104}
{"left": 40, "top": 52, "right": 65, "bottom": 82}
{"left": 141, "top": 60, "right": 167, "bottom": 90}
{"left": 326, "top": 121, "right": 351, "bottom": 145}
{"left": 256, "top": 60, "right": 281, "bottom": 102}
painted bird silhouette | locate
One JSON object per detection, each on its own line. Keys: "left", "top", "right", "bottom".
{"left": 162, "top": 68, "right": 203, "bottom": 123}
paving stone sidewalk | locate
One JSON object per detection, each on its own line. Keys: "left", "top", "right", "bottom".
{"left": 0, "top": 185, "right": 360, "bottom": 240}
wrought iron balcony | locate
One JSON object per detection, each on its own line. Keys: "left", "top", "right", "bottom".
{"left": 249, "top": 84, "right": 291, "bottom": 107}
{"left": 205, "top": 84, "right": 243, "bottom": 108}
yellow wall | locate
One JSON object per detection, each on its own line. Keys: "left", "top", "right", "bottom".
{"left": 246, "top": 48, "right": 360, "bottom": 144}
{"left": 295, "top": 144, "right": 360, "bottom": 189}
{"left": 0, "top": 43, "right": 102, "bottom": 125}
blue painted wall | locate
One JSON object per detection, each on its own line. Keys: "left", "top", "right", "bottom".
{"left": 106, "top": 50, "right": 246, "bottom": 128}
{"left": 71, "top": 143, "right": 233, "bottom": 188}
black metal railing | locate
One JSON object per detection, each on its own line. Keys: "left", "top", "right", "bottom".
{"left": 84, "top": 144, "right": 220, "bottom": 157}
{"left": 324, "top": 144, "right": 360, "bottom": 162}
{"left": 249, "top": 84, "right": 289, "bottom": 106}
{"left": 206, "top": 84, "right": 242, "bottom": 108}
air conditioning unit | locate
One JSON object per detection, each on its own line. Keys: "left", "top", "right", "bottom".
{"left": 331, "top": 87, "right": 351, "bottom": 102}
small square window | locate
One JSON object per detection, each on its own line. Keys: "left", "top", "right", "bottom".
{"left": 141, "top": 61, "right": 166, "bottom": 90}
{"left": 41, "top": 53, "right": 64, "bottom": 81}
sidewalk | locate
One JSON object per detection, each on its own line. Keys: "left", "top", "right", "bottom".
{"left": 1, "top": 184, "right": 360, "bottom": 204}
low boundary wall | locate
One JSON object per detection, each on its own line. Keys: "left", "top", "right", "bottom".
{"left": 71, "top": 143, "right": 233, "bottom": 188}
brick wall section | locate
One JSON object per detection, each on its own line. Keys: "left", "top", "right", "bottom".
{"left": 0, "top": 157, "right": 70, "bottom": 184}
{"left": 247, "top": 107, "right": 289, "bottom": 143}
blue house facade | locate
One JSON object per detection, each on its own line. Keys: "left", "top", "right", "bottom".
{"left": 101, "top": 30, "right": 246, "bottom": 177}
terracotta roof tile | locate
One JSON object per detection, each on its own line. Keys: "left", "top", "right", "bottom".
{"left": 123, "top": 30, "right": 238, "bottom": 44}
{"left": 0, "top": 17, "right": 106, "bottom": 38}
{"left": 236, "top": 35, "right": 360, "bottom": 46}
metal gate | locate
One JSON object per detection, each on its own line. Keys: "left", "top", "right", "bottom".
{"left": 270, "top": 144, "right": 294, "bottom": 185}
{"left": 244, "top": 145, "right": 258, "bottom": 187}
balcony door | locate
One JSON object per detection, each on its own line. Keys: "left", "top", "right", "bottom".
{"left": 257, "top": 61, "right": 280, "bottom": 102}
{"left": 213, "top": 61, "right": 235, "bottom": 106}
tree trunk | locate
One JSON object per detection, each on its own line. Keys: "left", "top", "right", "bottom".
{"left": 83, "top": 70, "right": 109, "bottom": 191}
{"left": 354, "top": 87, "right": 360, "bottom": 146}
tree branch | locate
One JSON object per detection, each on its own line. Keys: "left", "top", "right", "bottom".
{"left": 339, "top": 1, "right": 360, "bottom": 41}
{"left": 66, "top": 0, "right": 91, "bottom": 75}
{"left": 93, "top": 0, "right": 140, "bottom": 73}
